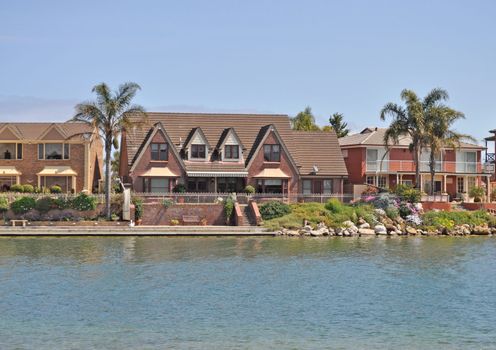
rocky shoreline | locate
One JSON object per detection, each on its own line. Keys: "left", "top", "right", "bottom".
{"left": 277, "top": 217, "right": 496, "bottom": 237}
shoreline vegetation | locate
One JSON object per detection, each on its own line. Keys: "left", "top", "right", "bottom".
{"left": 263, "top": 186, "right": 496, "bottom": 237}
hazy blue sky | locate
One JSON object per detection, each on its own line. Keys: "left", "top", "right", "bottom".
{"left": 1, "top": 0, "right": 495, "bottom": 141}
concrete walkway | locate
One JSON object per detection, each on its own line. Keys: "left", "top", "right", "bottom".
{"left": 0, "top": 225, "right": 275, "bottom": 236}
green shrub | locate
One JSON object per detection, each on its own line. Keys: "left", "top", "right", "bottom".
{"left": 10, "top": 184, "right": 24, "bottom": 193}
{"left": 385, "top": 206, "right": 400, "bottom": 220}
{"left": 35, "top": 197, "right": 56, "bottom": 213}
{"left": 172, "top": 184, "right": 186, "bottom": 193}
{"left": 11, "top": 197, "right": 36, "bottom": 214}
{"left": 422, "top": 210, "right": 490, "bottom": 228}
{"left": 71, "top": 193, "right": 97, "bottom": 211}
{"left": 469, "top": 186, "right": 485, "bottom": 202}
{"left": 395, "top": 184, "right": 421, "bottom": 203}
{"left": 325, "top": 198, "right": 345, "bottom": 213}
{"left": 398, "top": 204, "right": 412, "bottom": 218}
{"left": 491, "top": 188, "right": 496, "bottom": 202}
{"left": 224, "top": 197, "right": 235, "bottom": 221}
{"left": 132, "top": 197, "right": 144, "bottom": 220}
{"left": 244, "top": 185, "right": 255, "bottom": 194}
{"left": 162, "top": 198, "right": 174, "bottom": 208}
{"left": 22, "top": 184, "right": 35, "bottom": 193}
{"left": 0, "top": 196, "right": 8, "bottom": 212}
{"left": 259, "top": 201, "right": 291, "bottom": 220}
{"left": 53, "top": 197, "right": 71, "bottom": 210}
{"left": 50, "top": 185, "right": 62, "bottom": 194}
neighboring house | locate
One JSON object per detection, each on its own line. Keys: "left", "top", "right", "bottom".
{"left": 119, "top": 112, "right": 348, "bottom": 200}
{"left": 485, "top": 129, "right": 496, "bottom": 182}
{"left": 0, "top": 122, "right": 103, "bottom": 193}
{"left": 339, "top": 127, "right": 492, "bottom": 199}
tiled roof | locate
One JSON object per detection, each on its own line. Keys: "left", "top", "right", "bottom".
{"left": 125, "top": 112, "right": 348, "bottom": 176}
{"left": 0, "top": 122, "right": 94, "bottom": 140}
{"left": 339, "top": 127, "right": 484, "bottom": 149}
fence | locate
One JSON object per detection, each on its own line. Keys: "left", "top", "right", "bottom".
{"left": 132, "top": 192, "right": 354, "bottom": 204}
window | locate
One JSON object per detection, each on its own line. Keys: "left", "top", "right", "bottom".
{"left": 377, "top": 176, "right": 387, "bottom": 188}
{"left": 303, "top": 180, "right": 312, "bottom": 194}
{"left": 457, "top": 177, "right": 465, "bottom": 193}
{"left": 151, "top": 178, "right": 169, "bottom": 193}
{"left": 323, "top": 180, "right": 333, "bottom": 194}
{"left": 151, "top": 143, "right": 168, "bottom": 161}
{"left": 191, "top": 144, "right": 206, "bottom": 159}
{"left": 402, "top": 179, "right": 413, "bottom": 187}
{"left": 366, "top": 176, "right": 375, "bottom": 185}
{"left": 187, "top": 178, "right": 208, "bottom": 192}
{"left": 264, "top": 179, "right": 283, "bottom": 193}
{"left": 217, "top": 177, "right": 240, "bottom": 192}
{"left": 224, "top": 145, "right": 239, "bottom": 160}
{"left": 0, "top": 143, "right": 22, "bottom": 160}
{"left": 468, "top": 177, "right": 476, "bottom": 191}
{"left": 366, "top": 149, "right": 378, "bottom": 171}
{"left": 263, "top": 144, "right": 280, "bottom": 162}
{"left": 38, "top": 143, "right": 69, "bottom": 160}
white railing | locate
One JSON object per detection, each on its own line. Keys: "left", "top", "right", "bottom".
{"left": 132, "top": 192, "right": 354, "bottom": 204}
{"left": 366, "top": 160, "right": 485, "bottom": 174}
{"left": 421, "top": 194, "right": 450, "bottom": 203}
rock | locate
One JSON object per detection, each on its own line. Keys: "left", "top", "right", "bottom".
{"left": 472, "top": 226, "right": 491, "bottom": 235}
{"left": 491, "top": 228, "right": 496, "bottom": 235}
{"left": 328, "top": 228, "right": 336, "bottom": 236}
{"left": 311, "top": 226, "right": 329, "bottom": 236}
{"left": 357, "top": 218, "right": 366, "bottom": 225}
{"left": 405, "top": 226, "right": 417, "bottom": 235}
{"left": 358, "top": 222, "right": 370, "bottom": 229}
{"left": 342, "top": 220, "right": 355, "bottom": 228}
{"left": 395, "top": 229, "right": 404, "bottom": 235}
{"left": 374, "top": 208, "right": 386, "bottom": 217}
{"left": 358, "top": 228, "right": 375, "bottom": 235}
{"left": 385, "top": 224, "right": 396, "bottom": 232}
{"left": 343, "top": 229, "right": 351, "bottom": 236}
{"left": 374, "top": 224, "right": 387, "bottom": 235}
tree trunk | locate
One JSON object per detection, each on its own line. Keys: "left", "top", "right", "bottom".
{"left": 430, "top": 151, "right": 436, "bottom": 196}
{"left": 104, "top": 140, "right": 112, "bottom": 220}
{"left": 414, "top": 145, "right": 421, "bottom": 190}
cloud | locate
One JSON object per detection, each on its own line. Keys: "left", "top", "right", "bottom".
{"left": 0, "top": 95, "right": 78, "bottom": 122}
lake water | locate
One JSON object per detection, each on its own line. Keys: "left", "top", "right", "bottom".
{"left": 1, "top": 236, "right": 496, "bottom": 349}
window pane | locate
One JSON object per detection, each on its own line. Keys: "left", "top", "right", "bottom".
{"left": 160, "top": 144, "right": 168, "bottom": 160}
{"left": 264, "top": 145, "right": 271, "bottom": 161}
{"left": 45, "top": 144, "right": 63, "bottom": 159}
{"left": 199, "top": 145, "right": 206, "bottom": 158}
{"left": 225, "top": 146, "right": 231, "bottom": 159}
{"left": 272, "top": 145, "right": 280, "bottom": 162}
{"left": 38, "top": 144, "right": 44, "bottom": 160}
{"left": 63, "top": 144, "right": 70, "bottom": 159}
{"left": 17, "top": 143, "right": 22, "bottom": 159}
{"left": 0, "top": 144, "right": 15, "bottom": 160}
{"left": 150, "top": 178, "right": 169, "bottom": 193}
{"left": 323, "top": 180, "right": 333, "bottom": 194}
{"left": 303, "top": 180, "right": 312, "bottom": 194}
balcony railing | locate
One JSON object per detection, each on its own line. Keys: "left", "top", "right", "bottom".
{"left": 487, "top": 153, "right": 495, "bottom": 163}
{"left": 366, "top": 160, "right": 488, "bottom": 174}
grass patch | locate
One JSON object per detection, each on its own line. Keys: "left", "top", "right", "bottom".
{"left": 421, "top": 210, "right": 496, "bottom": 229}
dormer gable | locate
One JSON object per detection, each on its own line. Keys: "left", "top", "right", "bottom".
{"left": 0, "top": 124, "right": 22, "bottom": 141}
{"left": 184, "top": 127, "right": 210, "bottom": 161}
{"left": 217, "top": 128, "right": 244, "bottom": 162}
{"left": 39, "top": 124, "right": 68, "bottom": 141}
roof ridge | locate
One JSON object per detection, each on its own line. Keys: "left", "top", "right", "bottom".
{"left": 144, "top": 112, "right": 289, "bottom": 117}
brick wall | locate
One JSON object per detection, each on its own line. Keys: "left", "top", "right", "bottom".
{"left": 141, "top": 203, "right": 226, "bottom": 225}
{"left": 342, "top": 147, "right": 365, "bottom": 184}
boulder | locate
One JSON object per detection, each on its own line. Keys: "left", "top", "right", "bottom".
{"left": 405, "top": 226, "right": 417, "bottom": 235}
{"left": 374, "top": 224, "right": 387, "bottom": 235}
{"left": 358, "top": 228, "right": 375, "bottom": 235}
{"left": 472, "top": 226, "right": 491, "bottom": 235}
{"left": 342, "top": 220, "right": 355, "bottom": 228}
{"left": 385, "top": 224, "right": 396, "bottom": 232}
{"left": 358, "top": 222, "right": 370, "bottom": 229}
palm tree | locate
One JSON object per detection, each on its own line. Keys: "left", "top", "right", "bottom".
{"left": 72, "top": 82, "right": 147, "bottom": 219}
{"left": 380, "top": 88, "right": 450, "bottom": 189}
{"left": 424, "top": 105, "right": 475, "bottom": 195}
{"left": 292, "top": 106, "right": 320, "bottom": 131}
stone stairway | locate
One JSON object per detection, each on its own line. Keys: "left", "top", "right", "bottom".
{"left": 238, "top": 204, "right": 258, "bottom": 226}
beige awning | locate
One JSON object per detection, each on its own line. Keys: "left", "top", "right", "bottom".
{"left": 141, "top": 167, "right": 179, "bottom": 177}
{"left": 0, "top": 166, "right": 21, "bottom": 176}
{"left": 37, "top": 166, "right": 77, "bottom": 176}
{"left": 253, "top": 168, "right": 290, "bottom": 178}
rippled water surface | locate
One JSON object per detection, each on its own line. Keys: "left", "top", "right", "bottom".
{"left": 1, "top": 236, "right": 496, "bottom": 349}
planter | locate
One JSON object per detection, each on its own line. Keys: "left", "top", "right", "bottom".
{"left": 135, "top": 219, "right": 142, "bottom": 226}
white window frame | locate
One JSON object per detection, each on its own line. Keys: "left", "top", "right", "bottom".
{"left": 0, "top": 142, "right": 22, "bottom": 160}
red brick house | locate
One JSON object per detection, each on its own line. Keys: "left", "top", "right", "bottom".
{"left": 340, "top": 127, "right": 492, "bottom": 200}
{"left": 119, "top": 112, "right": 348, "bottom": 201}
{"left": 0, "top": 122, "right": 103, "bottom": 193}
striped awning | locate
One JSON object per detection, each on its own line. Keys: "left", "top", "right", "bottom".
{"left": 37, "top": 166, "right": 77, "bottom": 176}
{"left": 141, "top": 167, "right": 179, "bottom": 177}
{"left": 253, "top": 168, "right": 290, "bottom": 178}
{"left": 186, "top": 171, "right": 248, "bottom": 178}
{"left": 0, "top": 166, "right": 21, "bottom": 176}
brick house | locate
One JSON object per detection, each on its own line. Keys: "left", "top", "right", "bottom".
{"left": 340, "top": 127, "right": 492, "bottom": 200}
{"left": 0, "top": 122, "right": 103, "bottom": 193}
{"left": 119, "top": 112, "right": 348, "bottom": 200}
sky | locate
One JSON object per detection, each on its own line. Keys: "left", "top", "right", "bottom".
{"left": 1, "top": 0, "right": 495, "bottom": 142}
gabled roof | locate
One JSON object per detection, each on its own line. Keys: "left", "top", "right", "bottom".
{"left": 215, "top": 128, "right": 245, "bottom": 151}
{"left": 339, "top": 127, "right": 484, "bottom": 150}
{"left": 289, "top": 130, "right": 348, "bottom": 176}
{"left": 183, "top": 127, "right": 211, "bottom": 149}
{"left": 129, "top": 122, "right": 186, "bottom": 172}
{"left": 0, "top": 122, "right": 94, "bottom": 141}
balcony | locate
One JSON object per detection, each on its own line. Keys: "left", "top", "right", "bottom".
{"left": 366, "top": 160, "right": 488, "bottom": 174}
{"left": 487, "top": 153, "right": 495, "bottom": 163}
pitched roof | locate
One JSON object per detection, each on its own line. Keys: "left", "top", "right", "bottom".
{"left": 124, "top": 112, "right": 349, "bottom": 177}
{"left": 339, "top": 127, "right": 484, "bottom": 150}
{"left": 0, "top": 122, "right": 94, "bottom": 141}
{"left": 289, "top": 131, "right": 348, "bottom": 176}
